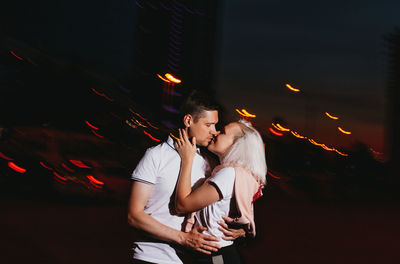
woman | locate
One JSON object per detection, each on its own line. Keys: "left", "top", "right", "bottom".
{"left": 174, "top": 119, "right": 267, "bottom": 264}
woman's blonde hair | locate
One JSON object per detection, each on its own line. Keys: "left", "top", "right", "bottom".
{"left": 221, "top": 119, "right": 267, "bottom": 184}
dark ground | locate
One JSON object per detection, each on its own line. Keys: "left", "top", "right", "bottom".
{"left": 1, "top": 193, "right": 399, "bottom": 264}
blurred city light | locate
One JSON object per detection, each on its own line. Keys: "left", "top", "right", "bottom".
{"left": 8, "top": 161, "right": 26, "bottom": 173}
{"left": 90, "top": 88, "right": 114, "bottom": 101}
{"left": 275, "top": 123, "right": 290, "bottom": 132}
{"left": 143, "top": 131, "right": 161, "bottom": 142}
{"left": 10, "top": 50, "right": 23, "bottom": 61}
{"left": 274, "top": 124, "right": 349, "bottom": 156}
{"left": 241, "top": 109, "right": 256, "bottom": 118}
{"left": 334, "top": 149, "right": 348, "bottom": 156}
{"left": 269, "top": 127, "right": 284, "bottom": 136}
{"left": 235, "top": 108, "right": 256, "bottom": 118}
{"left": 157, "top": 74, "right": 171, "bottom": 83}
{"left": 91, "top": 129, "right": 104, "bottom": 139}
{"left": 325, "top": 112, "right": 339, "bottom": 120}
{"left": 85, "top": 120, "right": 99, "bottom": 130}
{"left": 0, "top": 152, "right": 13, "bottom": 161}
{"left": 268, "top": 171, "right": 281, "bottom": 179}
{"left": 285, "top": 83, "right": 300, "bottom": 92}
{"left": 53, "top": 171, "right": 67, "bottom": 183}
{"left": 338, "top": 126, "right": 352, "bottom": 135}
{"left": 69, "top": 160, "right": 91, "bottom": 169}
{"left": 165, "top": 73, "right": 182, "bottom": 84}
{"left": 169, "top": 132, "right": 180, "bottom": 141}
{"left": 61, "top": 163, "right": 75, "bottom": 173}
{"left": 39, "top": 161, "right": 52, "bottom": 170}
{"left": 291, "top": 131, "right": 307, "bottom": 139}
{"left": 86, "top": 175, "right": 104, "bottom": 186}
{"left": 129, "top": 108, "right": 159, "bottom": 129}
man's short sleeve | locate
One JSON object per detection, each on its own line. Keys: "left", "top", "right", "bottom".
{"left": 208, "top": 167, "right": 236, "bottom": 199}
{"left": 131, "top": 148, "right": 158, "bottom": 185}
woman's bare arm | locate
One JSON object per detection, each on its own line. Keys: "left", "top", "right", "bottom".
{"left": 174, "top": 129, "right": 220, "bottom": 214}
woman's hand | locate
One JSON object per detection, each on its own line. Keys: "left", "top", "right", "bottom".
{"left": 218, "top": 216, "right": 246, "bottom": 241}
{"left": 174, "top": 128, "right": 197, "bottom": 162}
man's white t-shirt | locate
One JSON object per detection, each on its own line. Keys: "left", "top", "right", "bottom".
{"left": 195, "top": 166, "right": 236, "bottom": 248}
{"left": 131, "top": 136, "right": 207, "bottom": 264}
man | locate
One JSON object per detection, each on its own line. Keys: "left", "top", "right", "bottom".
{"left": 128, "top": 90, "right": 244, "bottom": 263}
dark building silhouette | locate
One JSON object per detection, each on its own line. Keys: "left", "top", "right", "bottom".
{"left": 129, "top": 0, "right": 220, "bottom": 128}
{"left": 385, "top": 28, "right": 400, "bottom": 185}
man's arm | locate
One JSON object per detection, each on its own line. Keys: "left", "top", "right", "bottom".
{"left": 127, "top": 181, "right": 220, "bottom": 254}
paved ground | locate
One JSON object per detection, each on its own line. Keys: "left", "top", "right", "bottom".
{"left": 1, "top": 194, "right": 399, "bottom": 264}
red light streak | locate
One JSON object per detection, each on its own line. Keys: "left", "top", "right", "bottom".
{"left": 10, "top": 50, "right": 24, "bottom": 61}
{"left": 69, "top": 160, "right": 91, "bottom": 168}
{"left": 145, "top": 120, "right": 159, "bottom": 130}
{"left": 129, "top": 108, "right": 147, "bottom": 120}
{"left": 8, "top": 162, "right": 26, "bottom": 173}
{"left": 0, "top": 152, "right": 13, "bottom": 161}
{"left": 144, "top": 131, "right": 161, "bottom": 142}
{"left": 62, "top": 163, "right": 75, "bottom": 173}
{"left": 268, "top": 171, "right": 281, "bottom": 179}
{"left": 103, "top": 95, "right": 114, "bottom": 101}
{"left": 87, "top": 175, "right": 104, "bottom": 185}
{"left": 269, "top": 127, "right": 283, "bottom": 136}
{"left": 91, "top": 129, "right": 104, "bottom": 138}
{"left": 39, "top": 161, "right": 52, "bottom": 170}
{"left": 90, "top": 88, "right": 114, "bottom": 101}
{"left": 53, "top": 171, "right": 67, "bottom": 181}
{"left": 85, "top": 120, "right": 98, "bottom": 130}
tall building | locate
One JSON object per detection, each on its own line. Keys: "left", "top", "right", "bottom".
{"left": 129, "top": 0, "right": 220, "bottom": 128}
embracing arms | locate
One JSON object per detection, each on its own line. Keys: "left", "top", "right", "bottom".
{"left": 174, "top": 129, "right": 221, "bottom": 214}
{"left": 174, "top": 129, "right": 246, "bottom": 240}
{"left": 127, "top": 180, "right": 220, "bottom": 254}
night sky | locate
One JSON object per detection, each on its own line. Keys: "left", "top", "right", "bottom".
{"left": 215, "top": 0, "right": 400, "bottom": 153}
{"left": 2, "top": 0, "right": 400, "bottom": 153}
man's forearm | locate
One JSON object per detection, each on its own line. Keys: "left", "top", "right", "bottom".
{"left": 128, "top": 210, "right": 185, "bottom": 245}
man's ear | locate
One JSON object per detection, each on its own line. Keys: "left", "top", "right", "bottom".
{"left": 183, "top": 114, "right": 193, "bottom": 127}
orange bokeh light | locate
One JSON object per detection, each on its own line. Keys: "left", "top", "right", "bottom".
{"left": 285, "top": 83, "right": 300, "bottom": 92}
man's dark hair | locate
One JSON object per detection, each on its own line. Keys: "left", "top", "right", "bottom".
{"left": 179, "top": 90, "right": 220, "bottom": 121}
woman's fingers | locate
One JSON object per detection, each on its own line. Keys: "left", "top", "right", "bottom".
{"left": 221, "top": 215, "right": 235, "bottom": 224}
{"left": 179, "top": 128, "right": 183, "bottom": 141}
{"left": 192, "top": 136, "right": 196, "bottom": 146}
{"left": 182, "top": 128, "right": 189, "bottom": 142}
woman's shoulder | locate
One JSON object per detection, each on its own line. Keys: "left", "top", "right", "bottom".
{"left": 212, "top": 165, "right": 236, "bottom": 177}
